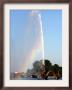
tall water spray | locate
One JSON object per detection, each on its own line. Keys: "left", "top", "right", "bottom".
{"left": 38, "top": 13, "right": 45, "bottom": 64}
{"left": 22, "top": 10, "right": 45, "bottom": 72}
{"left": 10, "top": 10, "right": 45, "bottom": 73}
{"left": 30, "top": 10, "right": 45, "bottom": 65}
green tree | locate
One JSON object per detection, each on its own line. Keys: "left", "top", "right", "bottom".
{"left": 52, "top": 64, "right": 59, "bottom": 73}
{"left": 44, "top": 59, "right": 52, "bottom": 73}
{"left": 59, "top": 66, "right": 62, "bottom": 77}
{"left": 33, "top": 61, "right": 41, "bottom": 73}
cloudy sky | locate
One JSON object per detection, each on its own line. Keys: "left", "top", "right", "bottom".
{"left": 10, "top": 10, "right": 62, "bottom": 73}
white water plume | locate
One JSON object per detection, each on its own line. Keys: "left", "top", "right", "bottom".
{"left": 30, "top": 10, "right": 45, "bottom": 64}
{"left": 11, "top": 10, "right": 45, "bottom": 73}
{"left": 21, "top": 10, "right": 45, "bottom": 72}
{"left": 38, "top": 12, "right": 45, "bottom": 64}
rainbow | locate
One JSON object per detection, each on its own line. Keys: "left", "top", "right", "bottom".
{"left": 19, "top": 10, "right": 44, "bottom": 73}
{"left": 20, "top": 38, "right": 43, "bottom": 72}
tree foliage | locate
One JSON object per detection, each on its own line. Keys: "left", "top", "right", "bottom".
{"left": 33, "top": 61, "right": 41, "bottom": 73}
{"left": 27, "top": 59, "right": 62, "bottom": 79}
{"left": 52, "top": 64, "right": 59, "bottom": 73}
{"left": 44, "top": 59, "right": 52, "bottom": 73}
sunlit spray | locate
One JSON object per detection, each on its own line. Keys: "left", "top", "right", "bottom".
{"left": 20, "top": 10, "right": 45, "bottom": 72}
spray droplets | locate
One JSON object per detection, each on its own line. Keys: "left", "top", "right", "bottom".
{"left": 20, "top": 10, "right": 45, "bottom": 72}
{"left": 30, "top": 10, "right": 39, "bottom": 16}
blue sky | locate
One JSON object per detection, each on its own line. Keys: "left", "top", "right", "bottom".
{"left": 10, "top": 10, "right": 62, "bottom": 72}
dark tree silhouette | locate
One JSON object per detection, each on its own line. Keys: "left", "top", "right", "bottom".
{"left": 59, "top": 66, "right": 62, "bottom": 77}
{"left": 52, "top": 64, "right": 59, "bottom": 73}
{"left": 44, "top": 59, "right": 52, "bottom": 73}
{"left": 33, "top": 61, "right": 41, "bottom": 73}
{"left": 27, "top": 59, "right": 62, "bottom": 80}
